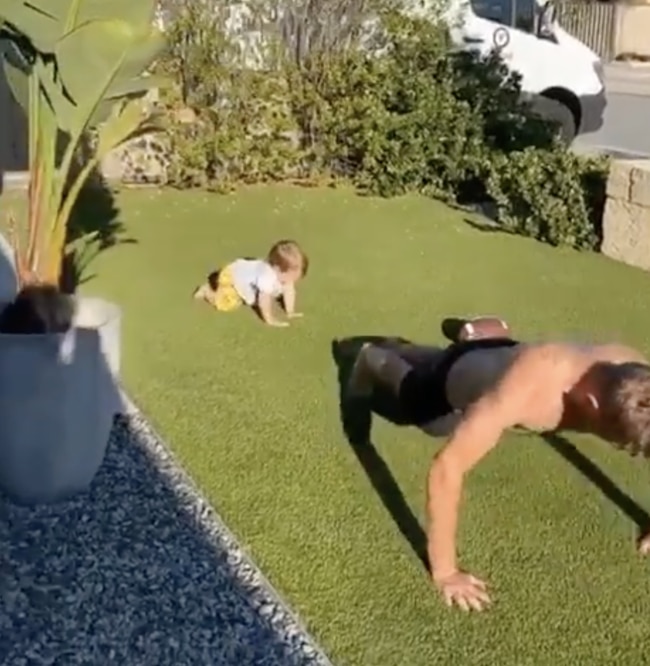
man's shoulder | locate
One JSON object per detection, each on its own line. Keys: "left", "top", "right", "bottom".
{"left": 514, "top": 341, "right": 631, "bottom": 362}
{"left": 527, "top": 341, "right": 647, "bottom": 366}
{"left": 509, "top": 341, "right": 648, "bottom": 385}
{"left": 502, "top": 343, "right": 586, "bottom": 392}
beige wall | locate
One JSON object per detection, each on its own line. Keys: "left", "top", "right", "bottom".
{"left": 616, "top": 3, "right": 650, "bottom": 58}
{"left": 603, "top": 159, "right": 650, "bottom": 270}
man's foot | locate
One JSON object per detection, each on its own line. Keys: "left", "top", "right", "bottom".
{"left": 441, "top": 316, "right": 511, "bottom": 343}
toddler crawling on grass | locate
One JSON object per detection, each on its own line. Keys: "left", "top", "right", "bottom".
{"left": 193, "top": 239, "right": 308, "bottom": 327}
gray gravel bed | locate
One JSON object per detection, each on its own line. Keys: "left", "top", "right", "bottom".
{"left": 0, "top": 413, "right": 333, "bottom": 666}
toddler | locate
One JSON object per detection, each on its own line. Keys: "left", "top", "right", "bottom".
{"left": 193, "top": 240, "right": 308, "bottom": 327}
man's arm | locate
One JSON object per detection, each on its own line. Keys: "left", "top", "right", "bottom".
{"left": 426, "top": 346, "right": 556, "bottom": 583}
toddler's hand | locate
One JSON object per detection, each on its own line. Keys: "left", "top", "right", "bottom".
{"left": 288, "top": 312, "right": 304, "bottom": 319}
{"left": 268, "top": 320, "right": 290, "bottom": 328}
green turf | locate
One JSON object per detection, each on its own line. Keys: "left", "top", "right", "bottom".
{"left": 84, "top": 184, "right": 650, "bottom": 665}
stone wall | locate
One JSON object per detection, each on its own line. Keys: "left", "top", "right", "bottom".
{"left": 616, "top": 2, "right": 650, "bottom": 60}
{"left": 98, "top": 88, "right": 171, "bottom": 186}
{"left": 99, "top": 131, "right": 170, "bottom": 186}
{"left": 602, "top": 159, "right": 650, "bottom": 270}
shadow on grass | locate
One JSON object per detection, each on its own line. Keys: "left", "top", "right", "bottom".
{"left": 331, "top": 335, "right": 430, "bottom": 572}
{"left": 61, "top": 160, "right": 137, "bottom": 293}
{"left": 462, "top": 216, "right": 505, "bottom": 234}
{"left": 544, "top": 432, "right": 650, "bottom": 540}
{"left": 0, "top": 414, "right": 321, "bottom": 665}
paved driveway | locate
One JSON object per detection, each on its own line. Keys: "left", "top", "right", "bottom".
{"left": 573, "top": 64, "right": 650, "bottom": 159}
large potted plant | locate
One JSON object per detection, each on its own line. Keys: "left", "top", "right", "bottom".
{"left": 0, "top": 0, "right": 167, "bottom": 504}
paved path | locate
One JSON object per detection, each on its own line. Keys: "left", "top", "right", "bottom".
{"left": 574, "top": 64, "right": 650, "bottom": 158}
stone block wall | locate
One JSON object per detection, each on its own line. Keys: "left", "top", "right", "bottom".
{"left": 98, "top": 88, "right": 171, "bottom": 187}
{"left": 602, "top": 159, "right": 650, "bottom": 270}
{"left": 100, "top": 132, "right": 170, "bottom": 186}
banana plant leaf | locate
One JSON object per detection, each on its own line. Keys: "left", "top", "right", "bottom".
{"left": 55, "top": 22, "right": 167, "bottom": 115}
{"left": 23, "top": 0, "right": 157, "bottom": 33}
{"left": 0, "top": 39, "right": 29, "bottom": 111}
{"left": 53, "top": 20, "right": 167, "bottom": 136}
{"left": 0, "top": 0, "right": 59, "bottom": 52}
{"left": 0, "top": 0, "right": 158, "bottom": 52}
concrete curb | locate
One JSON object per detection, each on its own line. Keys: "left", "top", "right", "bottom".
{"left": 119, "top": 392, "right": 336, "bottom": 666}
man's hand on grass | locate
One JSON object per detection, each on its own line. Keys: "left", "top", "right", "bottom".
{"left": 638, "top": 533, "right": 650, "bottom": 555}
{"left": 434, "top": 570, "right": 491, "bottom": 612}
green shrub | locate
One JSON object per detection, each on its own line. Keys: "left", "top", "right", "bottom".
{"left": 165, "top": 70, "right": 302, "bottom": 192}
{"left": 449, "top": 50, "right": 556, "bottom": 153}
{"left": 157, "top": 0, "right": 609, "bottom": 252}
{"left": 289, "top": 15, "right": 496, "bottom": 200}
{"left": 159, "top": 0, "right": 304, "bottom": 191}
{"left": 487, "top": 147, "right": 609, "bottom": 250}
{"left": 325, "top": 18, "right": 489, "bottom": 199}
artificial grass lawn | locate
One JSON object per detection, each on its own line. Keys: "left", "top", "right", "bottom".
{"left": 85, "top": 185, "right": 650, "bottom": 665}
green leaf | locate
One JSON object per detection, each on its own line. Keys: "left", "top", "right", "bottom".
{"left": 108, "top": 26, "right": 167, "bottom": 88}
{"left": 0, "top": 0, "right": 61, "bottom": 52}
{"left": 55, "top": 20, "right": 166, "bottom": 124}
{"left": 86, "top": 73, "right": 169, "bottom": 128}
{"left": 0, "top": 0, "right": 159, "bottom": 57}
{"left": 54, "top": 18, "right": 138, "bottom": 134}
{"left": 94, "top": 96, "right": 152, "bottom": 156}
{"left": 0, "top": 39, "right": 29, "bottom": 110}
{"left": 73, "top": 0, "right": 158, "bottom": 33}
{"left": 105, "top": 73, "right": 170, "bottom": 100}
{"left": 33, "top": 55, "right": 75, "bottom": 129}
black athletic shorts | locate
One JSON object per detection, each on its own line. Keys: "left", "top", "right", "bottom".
{"left": 398, "top": 337, "right": 520, "bottom": 426}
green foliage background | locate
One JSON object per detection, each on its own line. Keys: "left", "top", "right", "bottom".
{"left": 156, "top": 0, "right": 608, "bottom": 251}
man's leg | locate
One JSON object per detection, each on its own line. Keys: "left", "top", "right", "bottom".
{"left": 345, "top": 340, "right": 458, "bottom": 443}
{"left": 347, "top": 340, "right": 446, "bottom": 400}
{"left": 420, "top": 411, "right": 463, "bottom": 437}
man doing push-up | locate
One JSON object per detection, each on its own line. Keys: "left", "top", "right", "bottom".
{"left": 346, "top": 316, "right": 650, "bottom": 612}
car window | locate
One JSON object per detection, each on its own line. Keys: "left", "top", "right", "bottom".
{"left": 470, "top": 0, "right": 536, "bottom": 32}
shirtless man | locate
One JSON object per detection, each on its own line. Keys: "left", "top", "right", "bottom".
{"left": 345, "top": 317, "right": 650, "bottom": 612}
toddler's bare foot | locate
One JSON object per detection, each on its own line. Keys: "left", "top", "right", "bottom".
{"left": 193, "top": 283, "right": 214, "bottom": 304}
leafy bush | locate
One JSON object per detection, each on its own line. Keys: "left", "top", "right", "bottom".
{"left": 157, "top": 0, "right": 609, "bottom": 251}
{"left": 306, "top": 17, "right": 489, "bottom": 200}
{"left": 487, "top": 148, "right": 609, "bottom": 250}
{"left": 157, "top": 1, "right": 305, "bottom": 191}
{"left": 164, "top": 70, "right": 301, "bottom": 191}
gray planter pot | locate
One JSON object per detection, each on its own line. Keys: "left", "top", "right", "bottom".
{"left": 0, "top": 296, "right": 123, "bottom": 505}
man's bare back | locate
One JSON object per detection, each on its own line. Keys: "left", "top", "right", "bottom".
{"left": 447, "top": 341, "right": 645, "bottom": 429}
{"left": 345, "top": 320, "right": 650, "bottom": 612}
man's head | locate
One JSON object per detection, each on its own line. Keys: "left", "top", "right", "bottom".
{"left": 582, "top": 361, "right": 650, "bottom": 456}
{"left": 267, "top": 239, "right": 309, "bottom": 284}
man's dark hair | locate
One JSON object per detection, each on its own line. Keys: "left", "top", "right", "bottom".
{"left": 601, "top": 362, "right": 650, "bottom": 457}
